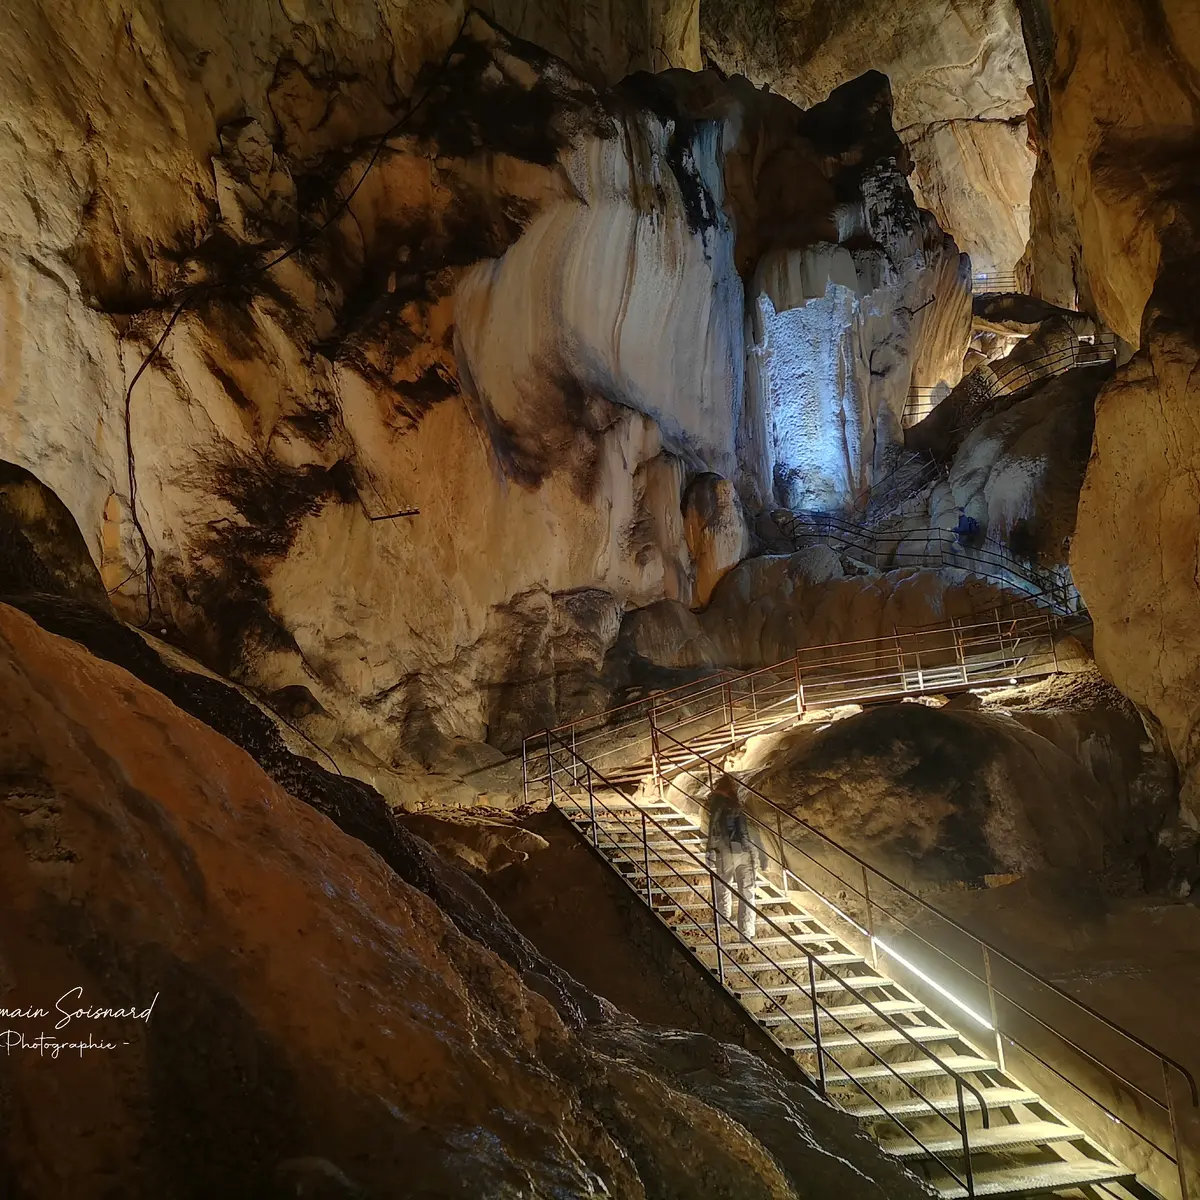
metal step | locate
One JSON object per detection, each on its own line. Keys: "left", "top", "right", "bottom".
{"left": 823, "top": 1054, "right": 997, "bottom": 1086}
{"left": 787, "top": 1024, "right": 963, "bottom": 1052}
{"left": 760, "top": 998, "right": 926, "bottom": 1026}
{"left": 846, "top": 1086, "right": 1039, "bottom": 1121}
{"left": 737, "top": 975, "right": 894, "bottom": 997}
{"left": 878, "top": 1120, "right": 1084, "bottom": 1161}
{"left": 723, "top": 953, "right": 868, "bottom": 972}
{"left": 933, "top": 1159, "right": 1135, "bottom": 1200}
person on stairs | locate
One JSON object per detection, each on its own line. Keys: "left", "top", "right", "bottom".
{"left": 705, "top": 773, "right": 762, "bottom": 942}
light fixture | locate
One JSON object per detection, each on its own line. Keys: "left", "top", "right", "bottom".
{"left": 805, "top": 892, "right": 995, "bottom": 1030}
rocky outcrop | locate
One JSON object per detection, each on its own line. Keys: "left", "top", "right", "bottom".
{"left": 0, "top": 598, "right": 937, "bottom": 1198}
{"left": 683, "top": 473, "right": 749, "bottom": 607}
{"left": 1073, "top": 283, "right": 1200, "bottom": 822}
{"left": 1019, "top": 1, "right": 1200, "bottom": 822}
{"left": 700, "top": 0, "right": 1035, "bottom": 274}
{"left": 1017, "top": 0, "right": 1200, "bottom": 344}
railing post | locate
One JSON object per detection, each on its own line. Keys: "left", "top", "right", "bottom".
{"left": 862, "top": 865, "right": 878, "bottom": 969}
{"left": 750, "top": 673, "right": 758, "bottom": 720}
{"left": 894, "top": 627, "right": 906, "bottom": 692}
{"left": 808, "top": 958, "right": 827, "bottom": 1096}
{"left": 583, "top": 760, "right": 598, "bottom": 846}
{"left": 1165, "top": 1058, "right": 1189, "bottom": 1200}
{"left": 724, "top": 682, "right": 736, "bottom": 740}
{"left": 1046, "top": 613, "right": 1060, "bottom": 673}
{"left": 710, "top": 873, "right": 725, "bottom": 986}
{"left": 794, "top": 657, "right": 805, "bottom": 717}
{"left": 953, "top": 617, "right": 968, "bottom": 685}
{"left": 545, "top": 729, "right": 557, "bottom": 806}
{"left": 776, "top": 810, "right": 787, "bottom": 891}
{"left": 650, "top": 714, "right": 662, "bottom": 792}
{"left": 571, "top": 723, "right": 579, "bottom": 785}
{"left": 914, "top": 643, "right": 925, "bottom": 691}
{"left": 521, "top": 739, "right": 530, "bottom": 806}
{"left": 983, "top": 946, "right": 1005, "bottom": 1073}
{"left": 642, "top": 811, "right": 653, "bottom": 907}
{"left": 957, "top": 1078, "right": 975, "bottom": 1198}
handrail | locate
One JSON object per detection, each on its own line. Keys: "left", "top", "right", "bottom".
{"left": 524, "top": 611, "right": 1067, "bottom": 799}
{"left": 544, "top": 731, "right": 988, "bottom": 1195}
{"left": 533, "top": 607, "right": 1063, "bottom": 748}
{"left": 903, "top": 330, "right": 1118, "bottom": 432}
{"left": 645, "top": 718, "right": 1198, "bottom": 1193}
{"left": 778, "top": 510, "right": 1078, "bottom": 612}
{"left": 972, "top": 272, "right": 1019, "bottom": 294}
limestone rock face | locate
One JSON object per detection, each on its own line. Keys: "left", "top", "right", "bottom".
{"left": 700, "top": 0, "right": 1035, "bottom": 273}
{"left": 0, "top": 599, "right": 935, "bottom": 1199}
{"left": 1022, "top": 1, "right": 1200, "bottom": 817}
{"left": 1073, "top": 287, "right": 1200, "bottom": 819}
{"left": 1018, "top": 0, "right": 1200, "bottom": 343}
{"left": 907, "top": 116, "right": 1034, "bottom": 277}
{"left": 0, "top": 6, "right": 965, "bottom": 783}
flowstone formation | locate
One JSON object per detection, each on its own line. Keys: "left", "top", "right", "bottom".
{"left": 0, "top": 5, "right": 968, "bottom": 792}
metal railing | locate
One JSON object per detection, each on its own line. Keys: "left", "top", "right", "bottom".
{"left": 976, "top": 332, "right": 1118, "bottom": 406}
{"left": 638, "top": 722, "right": 1198, "bottom": 1200}
{"left": 544, "top": 730, "right": 992, "bottom": 1197}
{"left": 972, "top": 272, "right": 1020, "bottom": 294}
{"left": 903, "top": 329, "right": 1118, "bottom": 433}
{"left": 776, "top": 509, "right": 1079, "bottom": 613}
{"left": 903, "top": 388, "right": 943, "bottom": 428}
{"left": 525, "top": 609, "right": 1067, "bottom": 812}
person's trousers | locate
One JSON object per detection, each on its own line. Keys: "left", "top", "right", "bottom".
{"left": 715, "top": 858, "right": 758, "bottom": 941}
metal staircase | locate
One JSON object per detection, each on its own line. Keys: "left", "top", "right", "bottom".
{"left": 524, "top": 615, "right": 1197, "bottom": 1200}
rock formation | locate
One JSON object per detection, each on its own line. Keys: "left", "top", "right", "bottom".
{"left": 699, "top": 0, "right": 1036, "bottom": 275}
{"left": 1015, "top": 0, "right": 1200, "bottom": 823}
{"left": 742, "top": 671, "right": 1173, "bottom": 892}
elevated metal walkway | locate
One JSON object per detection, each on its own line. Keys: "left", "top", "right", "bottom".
{"left": 523, "top": 615, "right": 1197, "bottom": 1199}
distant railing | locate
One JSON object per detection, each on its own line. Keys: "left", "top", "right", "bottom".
{"left": 902, "top": 388, "right": 942, "bottom": 428}
{"left": 903, "top": 330, "right": 1118, "bottom": 432}
{"left": 777, "top": 509, "right": 1079, "bottom": 613}
{"left": 972, "top": 271, "right": 1019, "bottom": 294}
{"left": 524, "top": 609, "right": 1069, "bottom": 800}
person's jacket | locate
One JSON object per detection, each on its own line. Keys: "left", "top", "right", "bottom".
{"left": 705, "top": 796, "right": 762, "bottom": 871}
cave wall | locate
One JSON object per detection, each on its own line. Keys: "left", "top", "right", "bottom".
{"left": 0, "top": 1, "right": 966, "bottom": 793}
{"left": 1016, "top": 0, "right": 1200, "bottom": 822}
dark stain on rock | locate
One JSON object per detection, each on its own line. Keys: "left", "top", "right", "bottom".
{"left": 184, "top": 456, "right": 360, "bottom": 674}
{"left": 413, "top": 25, "right": 611, "bottom": 167}
{"left": 615, "top": 73, "right": 723, "bottom": 238}
{"left": 390, "top": 364, "right": 459, "bottom": 430}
